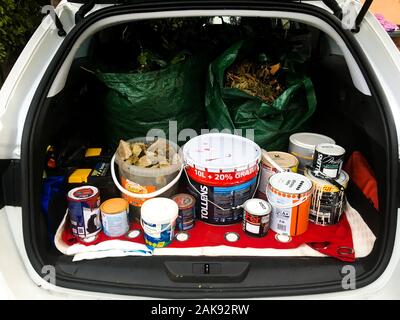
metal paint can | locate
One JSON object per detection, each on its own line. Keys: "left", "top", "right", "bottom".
{"left": 172, "top": 193, "right": 196, "bottom": 231}
{"left": 100, "top": 198, "right": 129, "bottom": 237}
{"left": 267, "top": 172, "right": 313, "bottom": 236}
{"left": 257, "top": 150, "right": 299, "bottom": 199}
{"left": 67, "top": 186, "right": 102, "bottom": 240}
{"left": 312, "top": 143, "right": 346, "bottom": 179}
{"left": 304, "top": 168, "right": 349, "bottom": 226}
{"left": 289, "top": 132, "right": 335, "bottom": 173}
{"left": 242, "top": 198, "right": 272, "bottom": 237}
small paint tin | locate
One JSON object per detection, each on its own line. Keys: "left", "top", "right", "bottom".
{"left": 100, "top": 198, "right": 129, "bottom": 237}
{"left": 242, "top": 198, "right": 272, "bottom": 237}
{"left": 289, "top": 132, "right": 335, "bottom": 173}
{"left": 312, "top": 143, "right": 346, "bottom": 179}
{"left": 267, "top": 172, "right": 313, "bottom": 237}
{"left": 258, "top": 150, "right": 299, "bottom": 199}
{"left": 172, "top": 193, "right": 196, "bottom": 231}
{"left": 68, "top": 186, "right": 102, "bottom": 240}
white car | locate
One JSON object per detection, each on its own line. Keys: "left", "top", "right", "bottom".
{"left": 1, "top": 0, "right": 400, "bottom": 299}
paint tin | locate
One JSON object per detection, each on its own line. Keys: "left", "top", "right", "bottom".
{"left": 257, "top": 150, "right": 299, "bottom": 199}
{"left": 289, "top": 133, "right": 335, "bottom": 173}
{"left": 172, "top": 193, "right": 196, "bottom": 231}
{"left": 140, "top": 198, "right": 179, "bottom": 248}
{"left": 267, "top": 172, "right": 313, "bottom": 236}
{"left": 67, "top": 186, "right": 102, "bottom": 240}
{"left": 183, "top": 133, "right": 261, "bottom": 225}
{"left": 304, "top": 168, "right": 349, "bottom": 226}
{"left": 242, "top": 198, "right": 272, "bottom": 237}
{"left": 100, "top": 198, "right": 129, "bottom": 237}
{"left": 312, "top": 143, "right": 346, "bottom": 179}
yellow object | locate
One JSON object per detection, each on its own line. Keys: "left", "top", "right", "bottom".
{"left": 68, "top": 169, "right": 92, "bottom": 183}
{"left": 85, "top": 148, "right": 102, "bottom": 157}
{"left": 100, "top": 198, "right": 129, "bottom": 215}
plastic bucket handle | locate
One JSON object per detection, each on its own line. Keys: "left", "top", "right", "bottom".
{"left": 110, "top": 153, "right": 183, "bottom": 199}
{"left": 266, "top": 192, "right": 310, "bottom": 209}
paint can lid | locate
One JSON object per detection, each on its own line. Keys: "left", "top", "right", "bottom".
{"left": 268, "top": 172, "right": 313, "bottom": 194}
{"left": 68, "top": 186, "right": 98, "bottom": 201}
{"left": 261, "top": 150, "right": 299, "bottom": 168}
{"left": 182, "top": 133, "right": 261, "bottom": 172}
{"left": 304, "top": 168, "right": 350, "bottom": 189}
{"left": 100, "top": 198, "right": 128, "bottom": 215}
{"left": 315, "top": 143, "right": 346, "bottom": 156}
{"left": 141, "top": 198, "right": 179, "bottom": 225}
{"left": 289, "top": 133, "right": 335, "bottom": 151}
{"left": 243, "top": 198, "right": 272, "bottom": 216}
{"left": 172, "top": 193, "right": 196, "bottom": 210}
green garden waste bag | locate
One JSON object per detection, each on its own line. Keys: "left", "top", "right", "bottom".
{"left": 205, "top": 41, "right": 317, "bottom": 151}
{"left": 96, "top": 56, "right": 207, "bottom": 147}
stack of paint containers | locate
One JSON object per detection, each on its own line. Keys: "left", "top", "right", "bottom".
{"left": 304, "top": 143, "right": 349, "bottom": 226}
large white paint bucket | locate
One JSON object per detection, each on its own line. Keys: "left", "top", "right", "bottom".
{"left": 183, "top": 133, "right": 261, "bottom": 225}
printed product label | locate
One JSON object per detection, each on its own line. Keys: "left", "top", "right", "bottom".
{"left": 121, "top": 177, "right": 156, "bottom": 207}
{"left": 69, "top": 201, "right": 101, "bottom": 238}
{"left": 189, "top": 177, "right": 257, "bottom": 224}
{"left": 143, "top": 221, "right": 175, "bottom": 248}
{"left": 313, "top": 151, "right": 344, "bottom": 178}
{"left": 268, "top": 191, "right": 293, "bottom": 236}
{"left": 102, "top": 212, "right": 129, "bottom": 237}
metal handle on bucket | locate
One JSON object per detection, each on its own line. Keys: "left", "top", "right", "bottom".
{"left": 110, "top": 154, "right": 183, "bottom": 199}
{"left": 266, "top": 192, "right": 310, "bottom": 209}
{"left": 183, "top": 164, "right": 261, "bottom": 212}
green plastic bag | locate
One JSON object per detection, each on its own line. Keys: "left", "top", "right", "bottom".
{"left": 96, "top": 56, "right": 207, "bottom": 147}
{"left": 205, "top": 41, "right": 317, "bottom": 151}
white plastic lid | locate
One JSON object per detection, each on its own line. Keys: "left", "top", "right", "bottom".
{"left": 141, "top": 198, "right": 179, "bottom": 224}
{"left": 289, "top": 133, "right": 335, "bottom": 150}
{"left": 244, "top": 198, "right": 272, "bottom": 216}
{"left": 269, "top": 172, "right": 312, "bottom": 194}
{"left": 182, "top": 133, "right": 261, "bottom": 171}
{"left": 315, "top": 143, "right": 345, "bottom": 156}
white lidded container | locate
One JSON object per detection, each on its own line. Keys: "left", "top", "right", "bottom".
{"left": 289, "top": 132, "right": 335, "bottom": 173}
{"left": 140, "top": 197, "right": 179, "bottom": 248}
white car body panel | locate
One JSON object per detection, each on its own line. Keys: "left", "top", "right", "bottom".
{"left": 0, "top": 0, "right": 399, "bottom": 299}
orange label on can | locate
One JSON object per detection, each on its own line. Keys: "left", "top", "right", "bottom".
{"left": 120, "top": 177, "right": 156, "bottom": 207}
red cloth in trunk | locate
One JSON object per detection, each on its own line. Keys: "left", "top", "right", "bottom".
{"left": 61, "top": 212, "right": 355, "bottom": 262}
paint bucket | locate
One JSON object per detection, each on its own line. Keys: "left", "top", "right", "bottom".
{"left": 183, "top": 133, "right": 261, "bottom": 225}
{"left": 289, "top": 133, "right": 335, "bottom": 173}
{"left": 100, "top": 198, "right": 129, "bottom": 237}
{"left": 140, "top": 198, "right": 179, "bottom": 248}
{"left": 267, "top": 172, "right": 313, "bottom": 236}
{"left": 312, "top": 143, "right": 346, "bottom": 179}
{"left": 67, "top": 186, "right": 102, "bottom": 241}
{"left": 304, "top": 168, "right": 349, "bottom": 226}
{"left": 111, "top": 137, "right": 183, "bottom": 221}
{"left": 172, "top": 193, "right": 196, "bottom": 231}
{"left": 257, "top": 150, "right": 299, "bottom": 199}
{"left": 242, "top": 198, "right": 272, "bottom": 237}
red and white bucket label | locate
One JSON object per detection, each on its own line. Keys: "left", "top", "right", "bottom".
{"left": 186, "top": 164, "right": 259, "bottom": 186}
